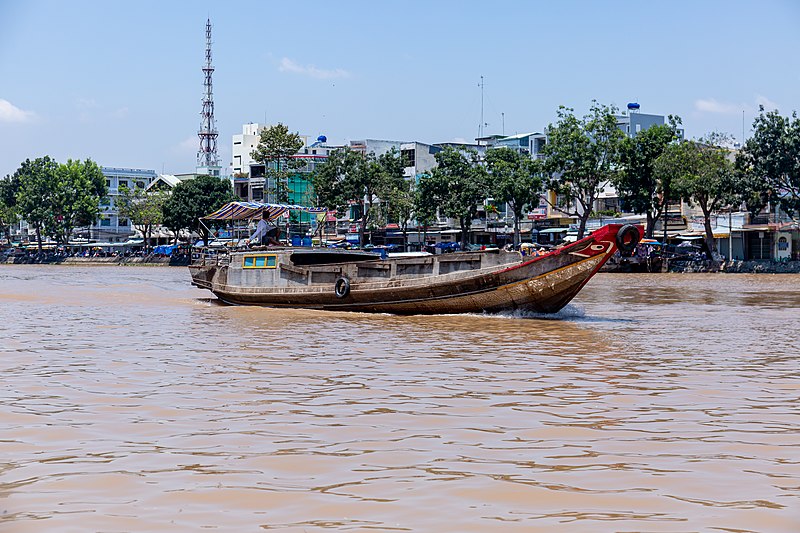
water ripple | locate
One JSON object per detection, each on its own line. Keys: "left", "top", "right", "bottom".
{"left": 1, "top": 266, "right": 799, "bottom": 531}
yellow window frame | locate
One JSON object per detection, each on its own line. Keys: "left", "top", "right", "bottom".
{"left": 242, "top": 254, "right": 277, "bottom": 269}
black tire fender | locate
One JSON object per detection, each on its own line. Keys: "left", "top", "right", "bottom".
{"left": 616, "top": 224, "right": 641, "bottom": 255}
{"left": 334, "top": 277, "right": 351, "bottom": 299}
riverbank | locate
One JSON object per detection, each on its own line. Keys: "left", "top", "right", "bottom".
{"left": 4, "top": 254, "right": 799, "bottom": 273}
{"left": 1, "top": 255, "right": 189, "bottom": 267}
{"left": 666, "top": 258, "right": 800, "bottom": 273}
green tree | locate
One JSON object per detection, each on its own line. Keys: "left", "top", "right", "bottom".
{"left": 250, "top": 123, "right": 305, "bottom": 203}
{"left": 616, "top": 118, "right": 682, "bottom": 238}
{"left": 414, "top": 176, "right": 438, "bottom": 246}
{"left": 486, "top": 147, "right": 544, "bottom": 247}
{"left": 418, "top": 146, "right": 487, "bottom": 250}
{"left": 658, "top": 134, "right": 735, "bottom": 257}
{"left": 735, "top": 107, "right": 800, "bottom": 216}
{"left": 116, "top": 185, "right": 169, "bottom": 251}
{"left": 542, "top": 101, "right": 626, "bottom": 239}
{"left": 0, "top": 173, "right": 21, "bottom": 241}
{"left": 161, "top": 175, "right": 236, "bottom": 242}
{"left": 49, "top": 159, "right": 107, "bottom": 244}
{"left": 383, "top": 173, "right": 415, "bottom": 250}
{"left": 15, "top": 156, "right": 59, "bottom": 252}
{"left": 313, "top": 148, "right": 403, "bottom": 246}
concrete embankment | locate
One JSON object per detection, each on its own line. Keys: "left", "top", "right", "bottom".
{"left": 2, "top": 256, "right": 189, "bottom": 267}
{"left": 666, "top": 259, "right": 800, "bottom": 274}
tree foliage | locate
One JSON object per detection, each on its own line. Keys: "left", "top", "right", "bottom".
{"left": 486, "top": 147, "right": 544, "bottom": 247}
{"left": 656, "top": 134, "right": 735, "bottom": 255}
{"left": 615, "top": 117, "right": 682, "bottom": 237}
{"left": 418, "top": 146, "right": 487, "bottom": 250}
{"left": 14, "top": 157, "right": 59, "bottom": 252}
{"left": 0, "top": 173, "right": 21, "bottom": 240}
{"left": 116, "top": 185, "right": 169, "bottom": 251}
{"left": 49, "top": 159, "right": 106, "bottom": 244}
{"left": 542, "top": 102, "right": 626, "bottom": 239}
{"left": 735, "top": 107, "right": 800, "bottom": 217}
{"left": 162, "top": 175, "right": 236, "bottom": 241}
{"left": 312, "top": 148, "right": 403, "bottom": 246}
{"left": 250, "top": 123, "right": 305, "bottom": 203}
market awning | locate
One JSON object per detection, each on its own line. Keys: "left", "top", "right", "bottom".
{"left": 202, "top": 202, "right": 328, "bottom": 221}
{"left": 538, "top": 227, "right": 568, "bottom": 234}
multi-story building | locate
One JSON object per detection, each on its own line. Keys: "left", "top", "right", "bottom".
{"left": 615, "top": 103, "right": 684, "bottom": 139}
{"left": 90, "top": 167, "right": 158, "bottom": 242}
{"left": 232, "top": 123, "right": 331, "bottom": 204}
{"left": 231, "top": 124, "right": 341, "bottom": 229}
{"left": 400, "top": 142, "right": 441, "bottom": 182}
{"left": 348, "top": 139, "right": 405, "bottom": 158}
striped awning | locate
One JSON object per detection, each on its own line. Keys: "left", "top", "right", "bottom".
{"left": 202, "top": 202, "right": 328, "bottom": 221}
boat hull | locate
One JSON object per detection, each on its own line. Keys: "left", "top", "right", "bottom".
{"left": 189, "top": 224, "right": 636, "bottom": 315}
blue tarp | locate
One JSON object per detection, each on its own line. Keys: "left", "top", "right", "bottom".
{"left": 153, "top": 244, "right": 179, "bottom": 256}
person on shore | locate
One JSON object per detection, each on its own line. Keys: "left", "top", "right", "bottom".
{"left": 247, "top": 211, "right": 280, "bottom": 247}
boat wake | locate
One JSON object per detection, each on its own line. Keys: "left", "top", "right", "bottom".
{"left": 483, "top": 303, "right": 586, "bottom": 321}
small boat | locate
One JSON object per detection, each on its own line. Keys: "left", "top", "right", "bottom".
{"left": 189, "top": 203, "right": 640, "bottom": 315}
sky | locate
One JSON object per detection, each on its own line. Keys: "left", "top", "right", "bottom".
{"left": 1, "top": 0, "right": 799, "bottom": 178}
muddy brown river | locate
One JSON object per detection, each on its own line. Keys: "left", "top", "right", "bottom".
{"left": 1, "top": 265, "right": 798, "bottom": 532}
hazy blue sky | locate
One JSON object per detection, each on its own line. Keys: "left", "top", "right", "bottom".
{"left": 1, "top": 0, "right": 798, "bottom": 177}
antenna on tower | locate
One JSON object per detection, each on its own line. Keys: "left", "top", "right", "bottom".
{"left": 478, "top": 76, "right": 487, "bottom": 138}
{"left": 197, "top": 18, "right": 221, "bottom": 177}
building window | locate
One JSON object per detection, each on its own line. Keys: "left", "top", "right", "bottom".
{"left": 135, "top": 181, "right": 145, "bottom": 188}
{"left": 119, "top": 180, "right": 129, "bottom": 189}
{"left": 401, "top": 149, "right": 415, "bottom": 168}
{"left": 635, "top": 124, "right": 641, "bottom": 133}
{"left": 100, "top": 218, "right": 111, "bottom": 227}
{"left": 106, "top": 179, "right": 111, "bottom": 188}
{"left": 118, "top": 218, "right": 128, "bottom": 227}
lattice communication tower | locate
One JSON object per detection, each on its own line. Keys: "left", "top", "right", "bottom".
{"left": 197, "top": 18, "right": 221, "bottom": 176}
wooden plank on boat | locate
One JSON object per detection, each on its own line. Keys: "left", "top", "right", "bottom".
{"left": 394, "top": 257, "right": 434, "bottom": 266}
{"left": 357, "top": 263, "right": 391, "bottom": 270}
{"left": 438, "top": 253, "right": 482, "bottom": 262}
{"left": 280, "top": 263, "right": 308, "bottom": 275}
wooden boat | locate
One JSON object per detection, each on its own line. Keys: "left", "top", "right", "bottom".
{"left": 189, "top": 221, "right": 640, "bottom": 315}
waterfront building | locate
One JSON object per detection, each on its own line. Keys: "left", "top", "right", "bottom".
{"left": 348, "top": 139, "right": 405, "bottom": 158}
{"left": 615, "top": 103, "right": 685, "bottom": 139}
{"left": 400, "top": 142, "right": 441, "bottom": 182}
{"left": 146, "top": 174, "right": 184, "bottom": 191}
{"left": 90, "top": 167, "right": 158, "bottom": 242}
{"left": 232, "top": 123, "right": 332, "bottom": 204}
{"left": 231, "top": 123, "right": 339, "bottom": 230}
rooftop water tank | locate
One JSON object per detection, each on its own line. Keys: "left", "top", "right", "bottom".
{"left": 317, "top": 135, "right": 327, "bottom": 143}
{"left": 627, "top": 102, "right": 640, "bottom": 111}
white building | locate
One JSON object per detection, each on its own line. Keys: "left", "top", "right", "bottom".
{"left": 400, "top": 142, "right": 440, "bottom": 182}
{"left": 90, "top": 167, "right": 158, "bottom": 242}
{"left": 232, "top": 123, "right": 339, "bottom": 203}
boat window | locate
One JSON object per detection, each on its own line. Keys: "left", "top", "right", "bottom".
{"left": 243, "top": 254, "right": 277, "bottom": 269}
